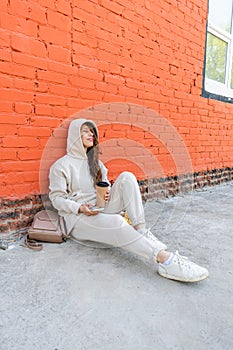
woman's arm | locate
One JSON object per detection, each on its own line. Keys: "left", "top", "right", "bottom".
{"left": 49, "top": 163, "right": 82, "bottom": 215}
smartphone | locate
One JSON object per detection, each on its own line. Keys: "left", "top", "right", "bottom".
{"left": 89, "top": 206, "right": 105, "bottom": 212}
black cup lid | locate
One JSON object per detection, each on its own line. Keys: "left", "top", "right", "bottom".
{"left": 96, "top": 181, "right": 109, "bottom": 187}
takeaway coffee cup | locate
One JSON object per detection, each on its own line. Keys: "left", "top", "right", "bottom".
{"left": 95, "top": 181, "right": 109, "bottom": 208}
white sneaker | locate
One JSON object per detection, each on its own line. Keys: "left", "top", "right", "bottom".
{"left": 158, "top": 251, "right": 209, "bottom": 282}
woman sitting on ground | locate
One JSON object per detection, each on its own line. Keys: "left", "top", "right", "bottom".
{"left": 49, "top": 118, "right": 209, "bottom": 283}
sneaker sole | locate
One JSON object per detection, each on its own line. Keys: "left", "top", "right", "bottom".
{"left": 157, "top": 270, "right": 209, "bottom": 283}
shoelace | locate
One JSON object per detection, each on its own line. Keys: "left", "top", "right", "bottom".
{"left": 174, "top": 251, "right": 192, "bottom": 269}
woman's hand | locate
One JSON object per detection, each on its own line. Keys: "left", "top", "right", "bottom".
{"left": 78, "top": 204, "right": 99, "bottom": 216}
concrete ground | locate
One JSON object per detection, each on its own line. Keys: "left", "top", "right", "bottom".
{"left": 1, "top": 182, "right": 233, "bottom": 350}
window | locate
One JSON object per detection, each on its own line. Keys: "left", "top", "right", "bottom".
{"left": 204, "top": 0, "right": 233, "bottom": 101}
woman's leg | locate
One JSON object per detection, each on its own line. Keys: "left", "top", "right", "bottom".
{"left": 104, "top": 171, "right": 146, "bottom": 228}
{"left": 71, "top": 171, "right": 209, "bottom": 282}
{"left": 71, "top": 212, "right": 167, "bottom": 261}
{"left": 72, "top": 212, "right": 209, "bottom": 283}
{"left": 102, "top": 171, "right": 168, "bottom": 257}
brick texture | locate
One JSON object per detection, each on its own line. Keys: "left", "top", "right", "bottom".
{"left": 1, "top": 0, "right": 233, "bottom": 236}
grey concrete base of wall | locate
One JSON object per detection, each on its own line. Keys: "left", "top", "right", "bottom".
{"left": 1, "top": 166, "right": 233, "bottom": 239}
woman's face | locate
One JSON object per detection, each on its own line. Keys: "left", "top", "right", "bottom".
{"left": 81, "top": 124, "right": 94, "bottom": 151}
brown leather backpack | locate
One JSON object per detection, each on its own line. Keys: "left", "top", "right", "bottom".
{"left": 25, "top": 210, "right": 68, "bottom": 251}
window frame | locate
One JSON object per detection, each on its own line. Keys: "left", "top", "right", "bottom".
{"left": 203, "top": 1, "right": 233, "bottom": 103}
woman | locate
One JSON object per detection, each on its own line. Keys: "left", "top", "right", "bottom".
{"left": 49, "top": 118, "right": 209, "bottom": 283}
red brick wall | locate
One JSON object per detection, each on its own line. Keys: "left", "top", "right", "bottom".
{"left": 0, "top": 1, "right": 233, "bottom": 206}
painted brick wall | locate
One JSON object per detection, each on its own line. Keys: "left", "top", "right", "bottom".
{"left": 1, "top": 0, "right": 233, "bottom": 236}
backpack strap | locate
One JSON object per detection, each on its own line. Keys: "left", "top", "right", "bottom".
{"left": 25, "top": 234, "right": 43, "bottom": 251}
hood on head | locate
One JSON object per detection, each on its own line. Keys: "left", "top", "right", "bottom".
{"left": 66, "top": 118, "right": 98, "bottom": 159}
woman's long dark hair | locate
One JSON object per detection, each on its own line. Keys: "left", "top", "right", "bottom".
{"left": 83, "top": 122, "right": 102, "bottom": 184}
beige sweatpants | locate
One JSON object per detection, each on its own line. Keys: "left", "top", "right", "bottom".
{"left": 71, "top": 172, "right": 167, "bottom": 260}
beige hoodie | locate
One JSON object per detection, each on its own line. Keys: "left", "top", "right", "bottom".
{"left": 49, "top": 118, "right": 109, "bottom": 234}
